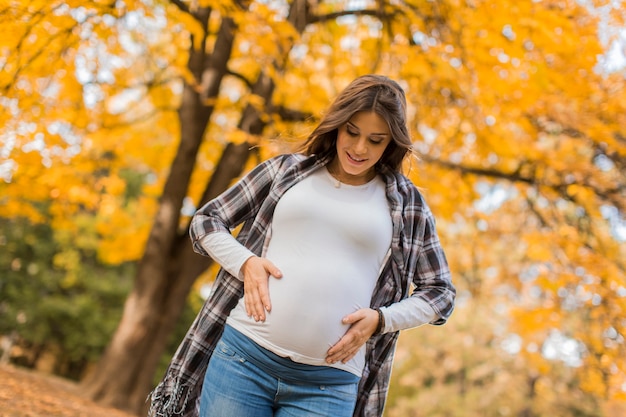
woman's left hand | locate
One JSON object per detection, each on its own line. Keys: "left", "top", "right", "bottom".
{"left": 326, "top": 308, "right": 379, "bottom": 364}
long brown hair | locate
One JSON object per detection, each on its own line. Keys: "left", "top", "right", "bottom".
{"left": 300, "top": 74, "right": 412, "bottom": 172}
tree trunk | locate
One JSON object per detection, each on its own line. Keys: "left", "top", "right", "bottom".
{"left": 81, "top": 9, "right": 240, "bottom": 414}
{"left": 82, "top": 1, "right": 311, "bottom": 414}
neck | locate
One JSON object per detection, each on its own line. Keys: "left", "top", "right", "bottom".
{"left": 327, "top": 160, "right": 376, "bottom": 186}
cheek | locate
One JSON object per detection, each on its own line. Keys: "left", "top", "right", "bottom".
{"left": 335, "top": 132, "right": 348, "bottom": 148}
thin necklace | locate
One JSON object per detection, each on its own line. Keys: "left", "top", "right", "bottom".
{"left": 327, "top": 163, "right": 375, "bottom": 187}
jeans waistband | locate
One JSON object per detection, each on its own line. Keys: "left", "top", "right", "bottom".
{"left": 221, "top": 325, "right": 360, "bottom": 385}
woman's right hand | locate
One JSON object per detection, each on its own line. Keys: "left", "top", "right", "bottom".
{"left": 240, "top": 256, "right": 282, "bottom": 322}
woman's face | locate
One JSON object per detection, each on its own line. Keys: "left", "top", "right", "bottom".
{"left": 332, "top": 111, "right": 392, "bottom": 185}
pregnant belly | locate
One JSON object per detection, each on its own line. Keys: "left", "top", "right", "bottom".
{"left": 260, "top": 263, "right": 375, "bottom": 360}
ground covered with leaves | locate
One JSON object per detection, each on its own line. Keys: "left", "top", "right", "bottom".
{"left": 0, "top": 365, "right": 136, "bottom": 417}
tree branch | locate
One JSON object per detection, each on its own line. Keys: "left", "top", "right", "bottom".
{"left": 423, "top": 156, "right": 625, "bottom": 212}
{"left": 168, "top": 0, "right": 191, "bottom": 15}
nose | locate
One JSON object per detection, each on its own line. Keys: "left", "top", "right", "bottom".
{"left": 354, "top": 136, "right": 367, "bottom": 154}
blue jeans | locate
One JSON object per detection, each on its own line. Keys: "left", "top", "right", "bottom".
{"left": 199, "top": 337, "right": 359, "bottom": 417}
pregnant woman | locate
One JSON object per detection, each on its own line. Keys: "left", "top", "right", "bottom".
{"left": 148, "top": 74, "right": 456, "bottom": 417}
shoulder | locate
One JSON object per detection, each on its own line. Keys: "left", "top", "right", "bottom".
{"left": 245, "top": 153, "right": 304, "bottom": 176}
{"left": 384, "top": 171, "right": 427, "bottom": 209}
{"left": 259, "top": 153, "right": 320, "bottom": 177}
{"left": 385, "top": 171, "right": 441, "bottom": 230}
{"left": 264, "top": 153, "right": 309, "bottom": 169}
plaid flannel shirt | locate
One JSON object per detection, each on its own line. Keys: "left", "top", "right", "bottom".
{"left": 148, "top": 153, "right": 455, "bottom": 417}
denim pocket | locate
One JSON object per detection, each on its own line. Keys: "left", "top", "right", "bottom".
{"left": 213, "top": 339, "right": 247, "bottom": 363}
{"left": 320, "top": 382, "right": 358, "bottom": 399}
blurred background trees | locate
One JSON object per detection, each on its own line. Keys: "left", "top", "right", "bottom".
{"left": 1, "top": 0, "right": 625, "bottom": 415}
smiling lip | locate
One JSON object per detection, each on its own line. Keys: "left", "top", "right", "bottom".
{"left": 347, "top": 152, "right": 366, "bottom": 163}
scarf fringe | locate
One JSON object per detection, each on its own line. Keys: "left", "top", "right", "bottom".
{"left": 146, "top": 376, "right": 192, "bottom": 417}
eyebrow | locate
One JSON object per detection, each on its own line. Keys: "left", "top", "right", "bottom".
{"left": 347, "top": 121, "right": 390, "bottom": 137}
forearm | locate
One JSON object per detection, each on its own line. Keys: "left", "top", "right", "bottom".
{"left": 199, "top": 232, "right": 255, "bottom": 280}
{"left": 379, "top": 296, "right": 438, "bottom": 333}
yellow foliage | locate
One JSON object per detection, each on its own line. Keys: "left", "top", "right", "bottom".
{"left": 226, "top": 129, "right": 251, "bottom": 145}
{"left": 174, "top": 6, "right": 205, "bottom": 51}
{"left": 1, "top": 0, "right": 626, "bottom": 411}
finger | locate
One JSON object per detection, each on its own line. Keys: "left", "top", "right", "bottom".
{"left": 338, "top": 339, "right": 363, "bottom": 362}
{"left": 327, "top": 335, "right": 354, "bottom": 362}
{"left": 327, "top": 346, "right": 356, "bottom": 364}
{"left": 327, "top": 327, "right": 373, "bottom": 363}
{"left": 341, "top": 313, "right": 358, "bottom": 325}
{"left": 327, "top": 333, "right": 350, "bottom": 356}
{"left": 343, "top": 308, "right": 372, "bottom": 325}
{"left": 340, "top": 349, "right": 358, "bottom": 363}
{"left": 259, "top": 260, "right": 282, "bottom": 311}
{"left": 264, "top": 259, "right": 283, "bottom": 279}
{"left": 244, "top": 293, "right": 251, "bottom": 317}
{"left": 243, "top": 281, "right": 253, "bottom": 316}
{"left": 244, "top": 278, "right": 265, "bottom": 321}
{"left": 251, "top": 286, "right": 266, "bottom": 321}
{"left": 244, "top": 287, "right": 260, "bottom": 321}
{"left": 256, "top": 275, "right": 272, "bottom": 312}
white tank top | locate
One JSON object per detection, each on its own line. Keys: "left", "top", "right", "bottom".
{"left": 227, "top": 167, "right": 392, "bottom": 376}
